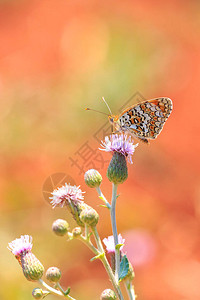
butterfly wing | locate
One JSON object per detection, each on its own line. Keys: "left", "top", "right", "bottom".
{"left": 118, "top": 97, "right": 172, "bottom": 142}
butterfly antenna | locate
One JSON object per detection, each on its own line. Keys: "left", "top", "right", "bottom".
{"left": 102, "top": 97, "right": 112, "bottom": 115}
{"left": 85, "top": 108, "right": 109, "bottom": 116}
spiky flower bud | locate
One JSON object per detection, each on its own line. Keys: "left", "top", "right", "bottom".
{"left": 72, "top": 227, "right": 82, "bottom": 237}
{"left": 8, "top": 235, "right": 44, "bottom": 282}
{"left": 107, "top": 152, "right": 128, "bottom": 184}
{"left": 46, "top": 267, "right": 61, "bottom": 283}
{"left": 100, "top": 289, "right": 117, "bottom": 300}
{"left": 52, "top": 219, "right": 69, "bottom": 236}
{"left": 32, "top": 288, "right": 44, "bottom": 299}
{"left": 84, "top": 169, "right": 102, "bottom": 188}
{"left": 80, "top": 204, "right": 99, "bottom": 227}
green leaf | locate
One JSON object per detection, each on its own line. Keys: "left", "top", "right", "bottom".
{"left": 90, "top": 252, "right": 105, "bottom": 262}
{"left": 99, "top": 204, "right": 108, "bottom": 208}
{"left": 64, "top": 287, "right": 70, "bottom": 296}
{"left": 115, "top": 243, "right": 124, "bottom": 251}
{"left": 119, "top": 255, "right": 129, "bottom": 281}
{"left": 88, "top": 232, "right": 93, "bottom": 239}
{"left": 98, "top": 197, "right": 111, "bottom": 209}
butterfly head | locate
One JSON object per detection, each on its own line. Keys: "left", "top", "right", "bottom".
{"left": 108, "top": 115, "right": 119, "bottom": 124}
{"left": 108, "top": 115, "right": 121, "bottom": 132}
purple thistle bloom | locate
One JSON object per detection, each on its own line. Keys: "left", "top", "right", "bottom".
{"left": 99, "top": 134, "right": 138, "bottom": 164}
{"left": 50, "top": 183, "right": 85, "bottom": 208}
{"left": 8, "top": 235, "right": 33, "bottom": 256}
{"left": 103, "top": 234, "right": 125, "bottom": 254}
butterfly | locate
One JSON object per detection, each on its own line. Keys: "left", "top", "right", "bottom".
{"left": 86, "top": 97, "right": 173, "bottom": 144}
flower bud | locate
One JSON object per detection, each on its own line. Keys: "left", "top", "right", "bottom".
{"left": 52, "top": 219, "right": 69, "bottom": 236}
{"left": 80, "top": 204, "right": 99, "bottom": 227}
{"left": 46, "top": 267, "right": 61, "bottom": 283}
{"left": 84, "top": 169, "right": 102, "bottom": 188}
{"left": 100, "top": 289, "right": 117, "bottom": 300}
{"left": 107, "top": 152, "right": 128, "bottom": 185}
{"left": 21, "top": 252, "right": 44, "bottom": 281}
{"left": 32, "top": 288, "right": 44, "bottom": 299}
{"left": 72, "top": 227, "right": 82, "bottom": 237}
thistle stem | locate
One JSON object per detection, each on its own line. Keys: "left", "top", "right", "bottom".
{"left": 92, "top": 227, "right": 124, "bottom": 300}
{"left": 38, "top": 279, "right": 76, "bottom": 299}
{"left": 96, "top": 186, "right": 111, "bottom": 209}
{"left": 124, "top": 280, "right": 136, "bottom": 300}
{"left": 77, "top": 234, "right": 99, "bottom": 255}
{"left": 110, "top": 183, "right": 120, "bottom": 282}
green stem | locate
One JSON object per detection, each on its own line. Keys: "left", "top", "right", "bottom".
{"left": 124, "top": 280, "right": 136, "bottom": 300}
{"left": 38, "top": 279, "right": 76, "bottom": 299}
{"left": 110, "top": 183, "right": 120, "bottom": 282}
{"left": 96, "top": 186, "right": 111, "bottom": 209}
{"left": 85, "top": 224, "right": 89, "bottom": 240}
{"left": 77, "top": 234, "right": 99, "bottom": 255}
{"left": 92, "top": 227, "right": 124, "bottom": 300}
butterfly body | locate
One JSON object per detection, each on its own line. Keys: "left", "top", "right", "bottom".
{"left": 109, "top": 97, "right": 173, "bottom": 143}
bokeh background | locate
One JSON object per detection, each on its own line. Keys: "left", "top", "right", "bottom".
{"left": 1, "top": 0, "right": 200, "bottom": 299}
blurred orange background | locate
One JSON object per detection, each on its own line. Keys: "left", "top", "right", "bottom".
{"left": 1, "top": 0, "right": 200, "bottom": 299}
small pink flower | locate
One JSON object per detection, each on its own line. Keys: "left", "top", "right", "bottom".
{"left": 8, "top": 235, "right": 33, "bottom": 257}
{"left": 50, "top": 183, "right": 85, "bottom": 208}
{"left": 103, "top": 234, "right": 125, "bottom": 253}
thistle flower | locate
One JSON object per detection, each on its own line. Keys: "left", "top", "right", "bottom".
{"left": 103, "top": 234, "right": 125, "bottom": 254}
{"left": 8, "top": 235, "right": 44, "bottom": 281}
{"left": 100, "top": 134, "right": 138, "bottom": 184}
{"left": 50, "top": 183, "right": 85, "bottom": 208}
{"left": 50, "top": 183, "right": 85, "bottom": 226}
{"left": 100, "top": 134, "right": 138, "bottom": 164}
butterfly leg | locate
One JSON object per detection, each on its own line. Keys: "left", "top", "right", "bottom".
{"left": 136, "top": 137, "right": 149, "bottom": 144}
